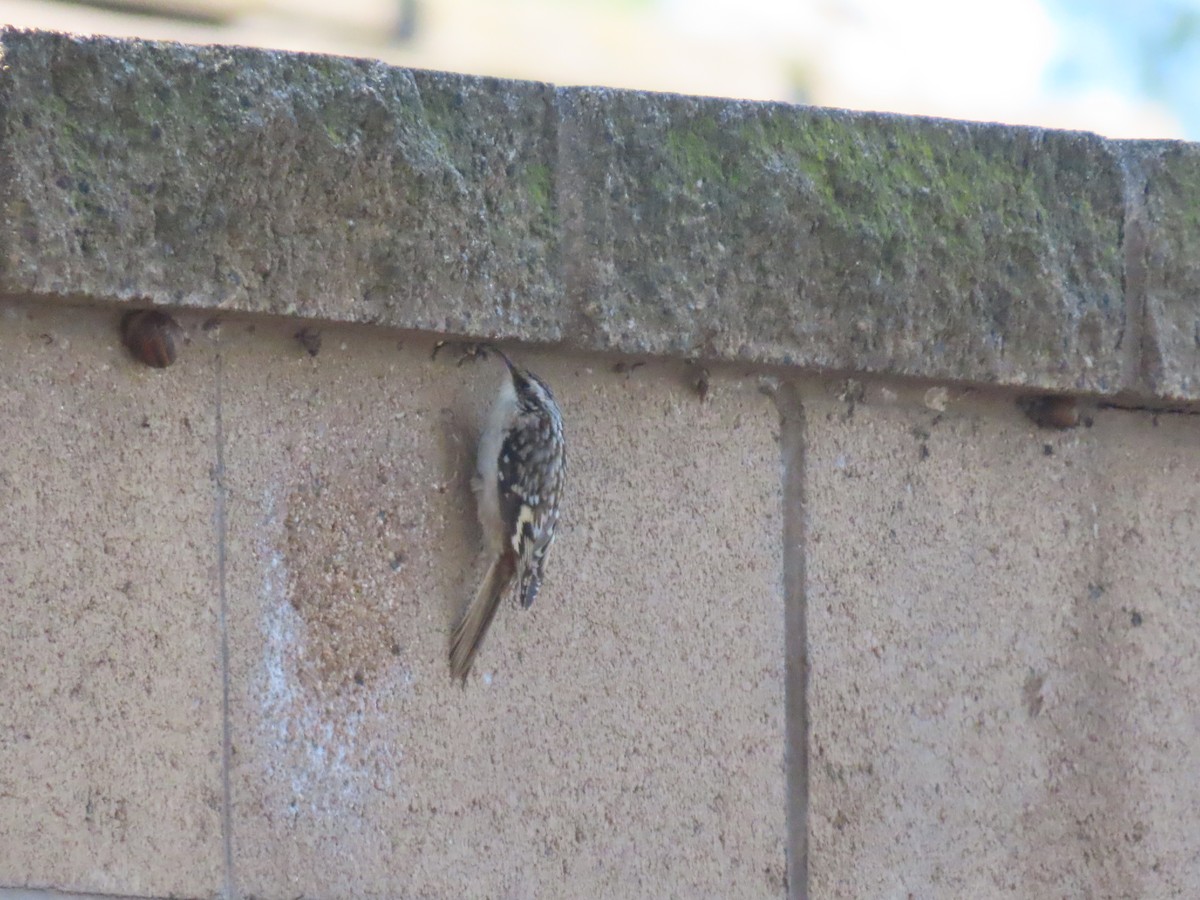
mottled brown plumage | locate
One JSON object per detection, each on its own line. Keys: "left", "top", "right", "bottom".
{"left": 450, "top": 350, "right": 565, "bottom": 681}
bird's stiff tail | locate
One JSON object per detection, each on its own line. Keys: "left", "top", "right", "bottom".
{"left": 450, "top": 552, "right": 516, "bottom": 681}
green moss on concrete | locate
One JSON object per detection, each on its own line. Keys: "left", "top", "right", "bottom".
{"left": 648, "top": 102, "right": 1123, "bottom": 290}
{"left": 0, "top": 29, "right": 560, "bottom": 325}
{"left": 525, "top": 162, "right": 553, "bottom": 216}
{"left": 0, "top": 30, "right": 1140, "bottom": 393}
{"left": 566, "top": 87, "right": 1125, "bottom": 388}
{"left": 1150, "top": 147, "right": 1200, "bottom": 236}
{"left": 664, "top": 117, "right": 728, "bottom": 187}
{"left": 1131, "top": 142, "right": 1200, "bottom": 396}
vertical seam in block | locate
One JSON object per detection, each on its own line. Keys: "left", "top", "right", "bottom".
{"left": 554, "top": 86, "right": 604, "bottom": 345}
{"left": 1117, "top": 145, "right": 1150, "bottom": 393}
{"left": 214, "top": 347, "right": 235, "bottom": 898}
{"left": 554, "top": 86, "right": 583, "bottom": 332}
{"left": 777, "top": 382, "right": 809, "bottom": 900}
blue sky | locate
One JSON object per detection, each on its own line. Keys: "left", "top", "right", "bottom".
{"left": 1045, "top": 0, "right": 1200, "bottom": 137}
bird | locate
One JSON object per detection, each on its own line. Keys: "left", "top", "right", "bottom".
{"left": 450, "top": 348, "right": 565, "bottom": 681}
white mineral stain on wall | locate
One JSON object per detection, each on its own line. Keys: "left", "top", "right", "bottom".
{"left": 255, "top": 485, "right": 400, "bottom": 823}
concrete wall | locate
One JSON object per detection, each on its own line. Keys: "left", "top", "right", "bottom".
{"left": 0, "top": 28, "right": 1197, "bottom": 900}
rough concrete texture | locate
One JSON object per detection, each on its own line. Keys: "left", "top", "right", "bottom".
{"left": 1124, "top": 141, "right": 1200, "bottom": 400}
{"left": 218, "top": 324, "right": 786, "bottom": 897}
{"left": 560, "top": 89, "right": 1125, "bottom": 392}
{"left": 5, "top": 28, "right": 1200, "bottom": 400}
{"left": 0, "top": 891, "right": 114, "bottom": 900}
{"left": 0, "top": 29, "right": 560, "bottom": 339}
{"left": 0, "top": 300, "right": 224, "bottom": 896}
{"left": 798, "top": 379, "right": 1200, "bottom": 897}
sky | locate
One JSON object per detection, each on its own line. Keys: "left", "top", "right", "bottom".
{"left": 663, "top": 0, "right": 1199, "bottom": 139}
{"left": 1045, "top": 0, "right": 1200, "bottom": 137}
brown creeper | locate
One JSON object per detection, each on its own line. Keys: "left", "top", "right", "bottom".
{"left": 450, "top": 349, "right": 565, "bottom": 681}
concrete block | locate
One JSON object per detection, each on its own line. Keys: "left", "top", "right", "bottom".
{"left": 0, "top": 29, "right": 1159, "bottom": 400}
{"left": 798, "top": 380, "right": 1200, "bottom": 897}
{"left": 1125, "top": 141, "right": 1200, "bottom": 400}
{"left": 559, "top": 88, "right": 1126, "bottom": 391}
{"left": 0, "top": 300, "right": 224, "bottom": 896}
{"left": 220, "top": 323, "right": 787, "bottom": 897}
{"left": 0, "top": 891, "right": 117, "bottom": 899}
{"left": 0, "top": 30, "right": 560, "bottom": 338}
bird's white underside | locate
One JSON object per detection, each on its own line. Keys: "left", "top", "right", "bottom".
{"left": 475, "top": 365, "right": 517, "bottom": 557}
